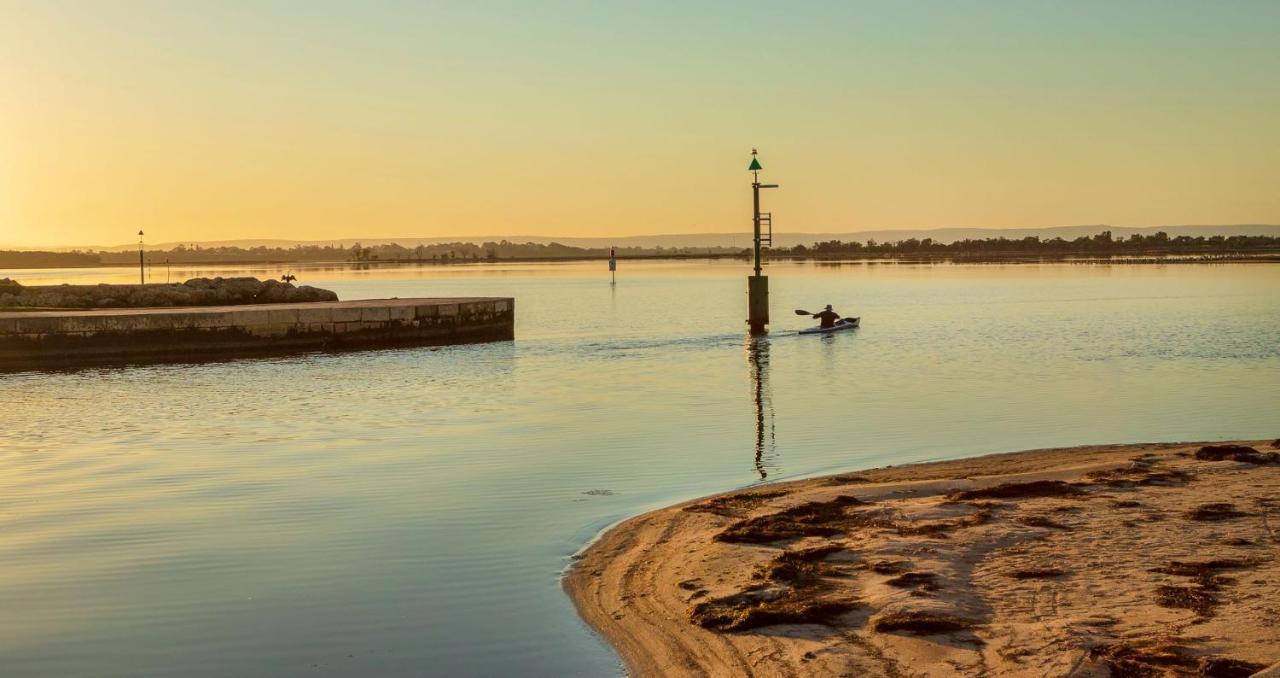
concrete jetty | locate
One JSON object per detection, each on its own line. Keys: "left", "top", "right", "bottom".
{"left": 0, "top": 297, "right": 513, "bottom": 368}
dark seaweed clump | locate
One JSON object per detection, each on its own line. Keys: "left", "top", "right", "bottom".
{"left": 885, "top": 572, "right": 939, "bottom": 591}
{"left": 1008, "top": 568, "right": 1066, "bottom": 580}
{"left": 895, "top": 508, "right": 992, "bottom": 538}
{"left": 1183, "top": 503, "right": 1248, "bottom": 522}
{"left": 825, "top": 474, "right": 871, "bottom": 486}
{"left": 689, "top": 589, "right": 856, "bottom": 632}
{"left": 1091, "top": 640, "right": 1264, "bottom": 678}
{"left": 1085, "top": 459, "right": 1193, "bottom": 488}
{"left": 692, "top": 545, "right": 856, "bottom": 631}
{"left": 869, "top": 560, "right": 910, "bottom": 575}
{"left": 1151, "top": 559, "right": 1257, "bottom": 579}
{"left": 715, "top": 495, "right": 866, "bottom": 543}
{"left": 1200, "top": 658, "right": 1270, "bottom": 678}
{"left": 753, "top": 545, "right": 845, "bottom": 585}
{"left": 1150, "top": 558, "right": 1260, "bottom": 618}
{"left": 948, "top": 480, "right": 1084, "bottom": 501}
{"left": 1017, "top": 515, "right": 1073, "bottom": 530}
{"left": 870, "top": 611, "right": 976, "bottom": 635}
{"left": 1194, "top": 445, "right": 1278, "bottom": 464}
{"left": 1155, "top": 584, "right": 1220, "bottom": 617}
{"left": 683, "top": 490, "right": 789, "bottom": 517}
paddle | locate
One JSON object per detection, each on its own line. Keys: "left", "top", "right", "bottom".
{"left": 794, "top": 309, "right": 813, "bottom": 316}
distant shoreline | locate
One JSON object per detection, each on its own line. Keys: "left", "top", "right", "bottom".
{"left": 3, "top": 251, "right": 1279, "bottom": 272}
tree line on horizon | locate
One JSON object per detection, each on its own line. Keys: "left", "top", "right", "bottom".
{"left": 0, "top": 240, "right": 739, "bottom": 268}
{"left": 2, "top": 232, "right": 1278, "bottom": 269}
{"left": 781, "top": 231, "right": 1280, "bottom": 257}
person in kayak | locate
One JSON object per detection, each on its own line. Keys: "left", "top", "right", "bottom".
{"left": 812, "top": 305, "right": 841, "bottom": 328}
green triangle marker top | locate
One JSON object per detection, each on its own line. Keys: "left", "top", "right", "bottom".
{"left": 748, "top": 157, "right": 762, "bottom": 171}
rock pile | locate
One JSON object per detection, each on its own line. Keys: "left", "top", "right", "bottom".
{"left": 0, "top": 277, "right": 339, "bottom": 309}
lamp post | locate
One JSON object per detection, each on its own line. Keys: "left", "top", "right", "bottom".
{"left": 138, "top": 230, "right": 145, "bottom": 285}
{"left": 747, "top": 149, "right": 778, "bottom": 335}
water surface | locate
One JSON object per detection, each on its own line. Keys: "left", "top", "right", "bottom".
{"left": 2, "top": 260, "right": 1278, "bottom": 676}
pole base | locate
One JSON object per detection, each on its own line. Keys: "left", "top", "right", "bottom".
{"left": 747, "top": 275, "right": 769, "bottom": 335}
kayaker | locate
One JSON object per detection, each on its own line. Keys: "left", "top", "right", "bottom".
{"left": 812, "top": 305, "right": 841, "bottom": 329}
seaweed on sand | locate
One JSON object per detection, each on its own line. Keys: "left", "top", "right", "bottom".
{"left": 1198, "top": 658, "right": 1270, "bottom": 677}
{"left": 948, "top": 480, "right": 1085, "bottom": 501}
{"left": 1090, "top": 465, "right": 1187, "bottom": 486}
{"left": 689, "top": 589, "right": 857, "bottom": 631}
{"left": 896, "top": 508, "right": 993, "bottom": 538}
{"left": 1151, "top": 559, "right": 1258, "bottom": 579}
{"left": 1085, "top": 462, "right": 1192, "bottom": 487}
{"left": 715, "top": 495, "right": 867, "bottom": 543}
{"left": 825, "top": 474, "right": 871, "bottom": 486}
{"left": 753, "top": 545, "right": 845, "bottom": 585}
{"left": 1007, "top": 568, "right": 1066, "bottom": 579}
{"left": 885, "top": 572, "right": 939, "bottom": 591}
{"left": 1149, "top": 558, "right": 1262, "bottom": 618}
{"left": 683, "top": 490, "right": 789, "bottom": 517}
{"left": 1194, "top": 445, "right": 1278, "bottom": 464}
{"left": 868, "top": 559, "right": 910, "bottom": 575}
{"left": 870, "top": 611, "right": 976, "bottom": 635}
{"left": 1091, "top": 639, "right": 1265, "bottom": 677}
{"left": 692, "top": 545, "right": 860, "bottom": 631}
{"left": 1155, "top": 584, "right": 1220, "bottom": 617}
{"left": 1184, "top": 503, "right": 1248, "bottom": 522}
{"left": 1017, "top": 515, "right": 1073, "bottom": 530}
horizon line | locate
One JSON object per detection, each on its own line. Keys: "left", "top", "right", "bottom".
{"left": 6, "top": 223, "right": 1280, "bottom": 252}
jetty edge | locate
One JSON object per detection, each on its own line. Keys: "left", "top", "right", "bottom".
{"left": 565, "top": 440, "right": 1280, "bottom": 677}
{"left": 0, "top": 297, "right": 513, "bottom": 367}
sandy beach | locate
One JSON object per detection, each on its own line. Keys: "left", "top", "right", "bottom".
{"left": 566, "top": 441, "right": 1280, "bottom": 677}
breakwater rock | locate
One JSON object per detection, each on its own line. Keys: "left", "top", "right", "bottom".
{"left": 0, "top": 277, "right": 339, "bottom": 309}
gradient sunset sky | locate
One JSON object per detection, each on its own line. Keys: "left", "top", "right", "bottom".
{"left": 2, "top": 1, "right": 1278, "bottom": 247}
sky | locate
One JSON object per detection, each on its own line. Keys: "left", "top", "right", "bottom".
{"left": 2, "top": 1, "right": 1278, "bottom": 248}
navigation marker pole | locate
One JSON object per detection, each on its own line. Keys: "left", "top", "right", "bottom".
{"left": 747, "top": 149, "right": 778, "bottom": 335}
{"left": 608, "top": 245, "right": 617, "bottom": 285}
{"left": 138, "top": 230, "right": 145, "bottom": 285}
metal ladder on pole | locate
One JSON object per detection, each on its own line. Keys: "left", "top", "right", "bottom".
{"left": 758, "top": 212, "right": 773, "bottom": 247}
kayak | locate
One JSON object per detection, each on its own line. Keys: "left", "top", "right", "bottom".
{"left": 798, "top": 317, "right": 860, "bottom": 335}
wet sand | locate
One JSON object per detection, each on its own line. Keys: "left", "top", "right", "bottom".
{"left": 566, "top": 441, "right": 1280, "bottom": 677}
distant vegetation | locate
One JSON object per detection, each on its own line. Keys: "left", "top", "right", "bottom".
{"left": 0, "top": 241, "right": 735, "bottom": 268}
{"left": 781, "top": 232, "right": 1280, "bottom": 258}
{"left": 0, "top": 250, "right": 104, "bottom": 268}
{"left": 2, "top": 232, "right": 1278, "bottom": 269}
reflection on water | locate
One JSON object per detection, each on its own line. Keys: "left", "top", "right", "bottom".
{"left": 1, "top": 260, "right": 1278, "bottom": 677}
{"left": 747, "top": 336, "right": 775, "bottom": 480}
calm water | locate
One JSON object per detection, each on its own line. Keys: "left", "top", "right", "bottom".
{"left": 3, "top": 260, "right": 1278, "bottom": 677}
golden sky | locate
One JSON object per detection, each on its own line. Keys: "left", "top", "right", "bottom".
{"left": 2, "top": 1, "right": 1278, "bottom": 247}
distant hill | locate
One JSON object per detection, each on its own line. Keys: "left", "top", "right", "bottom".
{"left": 27, "top": 224, "right": 1280, "bottom": 252}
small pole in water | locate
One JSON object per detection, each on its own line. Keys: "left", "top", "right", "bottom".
{"left": 608, "top": 245, "right": 617, "bottom": 285}
{"left": 747, "top": 149, "right": 778, "bottom": 335}
{"left": 137, "top": 230, "right": 145, "bottom": 285}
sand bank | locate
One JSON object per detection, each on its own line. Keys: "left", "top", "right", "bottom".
{"left": 566, "top": 441, "right": 1280, "bottom": 677}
